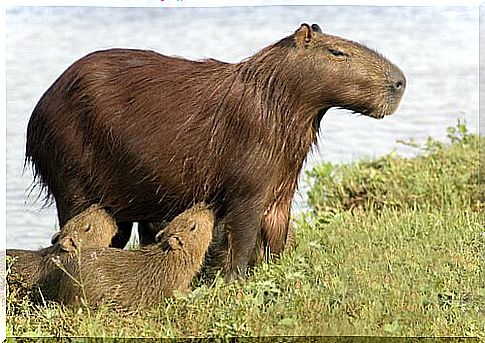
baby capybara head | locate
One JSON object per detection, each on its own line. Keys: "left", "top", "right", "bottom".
{"left": 52, "top": 204, "right": 118, "bottom": 252}
{"left": 286, "top": 23, "right": 405, "bottom": 119}
{"left": 156, "top": 203, "right": 215, "bottom": 257}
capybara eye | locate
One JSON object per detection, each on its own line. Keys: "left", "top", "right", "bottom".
{"left": 83, "top": 223, "right": 91, "bottom": 232}
{"left": 328, "top": 48, "right": 346, "bottom": 57}
{"left": 190, "top": 223, "right": 197, "bottom": 231}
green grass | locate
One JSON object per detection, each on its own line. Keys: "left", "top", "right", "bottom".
{"left": 7, "top": 120, "right": 484, "bottom": 338}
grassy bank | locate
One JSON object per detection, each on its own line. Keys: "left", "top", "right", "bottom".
{"left": 7, "top": 122, "right": 484, "bottom": 338}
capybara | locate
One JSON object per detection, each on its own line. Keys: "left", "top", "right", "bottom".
{"left": 56, "top": 203, "right": 214, "bottom": 311}
{"left": 25, "top": 23, "right": 405, "bottom": 280}
{"left": 52, "top": 203, "right": 118, "bottom": 251}
{"left": 7, "top": 204, "right": 117, "bottom": 300}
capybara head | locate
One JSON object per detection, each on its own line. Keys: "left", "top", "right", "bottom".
{"left": 282, "top": 23, "right": 405, "bottom": 119}
{"left": 53, "top": 204, "right": 118, "bottom": 252}
{"left": 156, "top": 203, "right": 215, "bottom": 255}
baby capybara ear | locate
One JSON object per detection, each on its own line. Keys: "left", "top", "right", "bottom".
{"left": 311, "top": 23, "right": 322, "bottom": 34}
{"left": 155, "top": 230, "right": 164, "bottom": 242}
{"left": 59, "top": 237, "right": 77, "bottom": 252}
{"left": 294, "top": 23, "right": 320, "bottom": 46}
{"left": 167, "top": 236, "right": 184, "bottom": 250}
{"left": 159, "top": 235, "right": 184, "bottom": 251}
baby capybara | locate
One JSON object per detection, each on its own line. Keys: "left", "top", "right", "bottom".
{"left": 26, "top": 23, "right": 405, "bottom": 280}
{"left": 7, "top": 204, "right": 117, "bottom": 300}
{"left": 51, "top": 203, "right": 118, "bottom": 252}
{"left": 56, "top": 203, "right": 214, "bottom": 311}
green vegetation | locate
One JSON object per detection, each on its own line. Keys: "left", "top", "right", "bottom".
{"left": 7, "top": 121, "right": 484, "bottom": 338}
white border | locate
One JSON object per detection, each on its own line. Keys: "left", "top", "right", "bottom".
{"left": 1, "top": 1, "right": 481, "bottom": 341}
{"left": 1, "top": 0, "right": 6, "bottom": 340}
{"left": 4, "top": 0, "right": 483, "bottom": 7}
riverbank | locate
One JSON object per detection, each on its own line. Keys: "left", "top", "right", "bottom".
{"left": 6, "top": 121, "right": 483, "bottom": 338}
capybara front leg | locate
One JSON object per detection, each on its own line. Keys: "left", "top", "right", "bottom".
{"left": 54, "top": 181, "right": 90, "bottom": 227}
{"left": 224, "top": 213, "right": 261, "bottom": 282}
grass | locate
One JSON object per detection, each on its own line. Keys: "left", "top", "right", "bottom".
{"left": 6, "top": 120, "right": 484, "bottom": 338}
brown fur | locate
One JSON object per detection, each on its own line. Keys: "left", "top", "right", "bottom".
{"left": 25, "top": 23, "right": 405, "bottom": 279}
{"left": 56, "top": 203, "right": 214, "bottom": 311}
{"left": 52, "top": 204, "right": 118, "bottom": 251}
{"left": 6, "top": 204, "right": 117, "bottom": 301}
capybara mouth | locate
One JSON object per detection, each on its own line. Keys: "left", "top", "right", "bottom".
{"left": 365, "top": 107, "right": 398, "bottom": 120}
{"left": 340, "top": 84, "right": 405, "bottom": 120}
{"left": 357, "top": 61, "right": 406, "bottom": 120}
{"left": 367, "top": 105, "right": 399, "bottom": 119}
{"left": 361, "top": 91, "right": 405, "bottom": 120}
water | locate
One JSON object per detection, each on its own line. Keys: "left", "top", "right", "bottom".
{"left": 6, "top": 6, "right": 479, "bottom": 249}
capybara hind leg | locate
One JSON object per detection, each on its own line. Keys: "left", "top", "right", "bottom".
{"left": 111, "top": 221, "right": 133, "bottom": 248}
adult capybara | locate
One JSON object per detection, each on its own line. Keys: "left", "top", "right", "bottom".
{"left": 25, "top": 23, "right": 405, "bottom": 280}
{"left": 56, "top": 203, "right": 214, "bottom": 311}
{"left": 7, "top": 204, "right": 117, "bottom": 301}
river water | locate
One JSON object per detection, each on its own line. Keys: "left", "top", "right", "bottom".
{"left": 6, "top": 5, "right": 479, "bottom": 249}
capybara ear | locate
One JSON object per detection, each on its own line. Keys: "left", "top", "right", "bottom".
{"left": 59, "top": 237, "right": 77, "bottom": 252}
{"left": 167, "top": 236, "right": 183, "bottom": 250}
{"left": 294, "top": 23, "right": 315, "bottom": 47}
{"left": 51, "top": 231, "right": 61, "bottom": 244}
{"left": 311, "top": 23, "right": 322, "bottom": 34}
{"left": 159, "top": 235, "right": 183, "bottom": 251}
